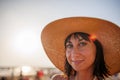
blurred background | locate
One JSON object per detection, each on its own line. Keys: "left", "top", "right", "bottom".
{"left": 0, "top": 0, "right": 120, "bottom": 80}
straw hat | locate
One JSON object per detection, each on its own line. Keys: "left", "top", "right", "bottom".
{"left": 41, "top": 17, "right": 120, "bottom": 75}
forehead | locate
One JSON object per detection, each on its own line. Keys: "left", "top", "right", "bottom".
{"left": 65, "top": 33, "right": 90, "bottom": 42}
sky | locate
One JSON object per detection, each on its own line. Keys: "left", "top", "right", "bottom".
{"left": 0, "top": 0, "right": 120, "bottom": 68}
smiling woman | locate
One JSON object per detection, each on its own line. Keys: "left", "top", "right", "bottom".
{"left": 41, "top": 17, "right": 120, "bottom": 80}
{"left": 13, "top": 30, "right": 38, "bottom": 54}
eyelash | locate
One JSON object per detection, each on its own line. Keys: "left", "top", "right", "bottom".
{"left": 65, "top": 42, "right": 87, "bottom": 49}
{"left": 79, "top": 42, "right": 87, "bottom": 46}
{"left": 66, "top": 44, "right": 73, "bottom": 49}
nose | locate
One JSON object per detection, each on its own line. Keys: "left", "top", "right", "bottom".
{"left": 71, "top": 47, "right": 82, "bottom": 60}
{"left": 71, "top": 47, "right": 80, "bottom": 57}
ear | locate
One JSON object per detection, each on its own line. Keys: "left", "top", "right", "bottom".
{"left": 51, "top": 74, "right": 68, "bottom": 80}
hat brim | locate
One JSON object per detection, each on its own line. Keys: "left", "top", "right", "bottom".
{"left": 41, "top": 17, "right": 120, "bottom": 75}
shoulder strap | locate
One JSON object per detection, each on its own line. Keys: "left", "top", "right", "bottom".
{"left": 51, "top": 74, "right": 68, "bottom": 80}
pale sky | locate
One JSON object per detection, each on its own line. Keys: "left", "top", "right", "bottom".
{"left": 0, "top": 0, "right": 120, "bottom": 68}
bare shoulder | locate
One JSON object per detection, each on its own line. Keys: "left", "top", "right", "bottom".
{"left": 105, "top": 76, "right": 118, "bottom": 80}
{"left": 51, "top": 74, "right": 68, "bottom": 80}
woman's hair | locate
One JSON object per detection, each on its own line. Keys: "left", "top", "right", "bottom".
{"left": 64, "top": 32, "right": 110, "bottom": 80}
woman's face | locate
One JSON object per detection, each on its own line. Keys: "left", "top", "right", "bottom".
{"left": 65, "top": 35, "right": 96, "bottom": 71}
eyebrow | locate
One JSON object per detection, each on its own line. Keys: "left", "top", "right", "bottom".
{"left": 66, "top": 40, "right": 72, "bottom": 44}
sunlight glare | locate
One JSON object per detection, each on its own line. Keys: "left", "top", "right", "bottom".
{"left": 13, "top": 30, "right": 39, "bottom": 54}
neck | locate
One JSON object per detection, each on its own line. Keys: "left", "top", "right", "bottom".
{"left": 75, "top": 68, "right": 95, "bottom": 80}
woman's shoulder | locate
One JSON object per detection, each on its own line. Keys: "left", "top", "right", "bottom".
{"left": 105, "top": 75, "right": 120, "bottom": 80}
{"left": 51, "top": 74, "right": 68, "bottom": 80}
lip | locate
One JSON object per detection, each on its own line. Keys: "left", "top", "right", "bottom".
{"left": 72, "top": 59, "right": 84, "bottom": 65}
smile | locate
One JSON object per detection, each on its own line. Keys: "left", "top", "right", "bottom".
{"left": 72, "top": 59, "right": 84, "bottom": 65}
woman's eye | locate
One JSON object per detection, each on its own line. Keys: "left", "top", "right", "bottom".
{"left": 79, "top": 42, "right": 87, "bottom": 47}
{"left": 66, "top": 44, "right": 73, "bottom": 49}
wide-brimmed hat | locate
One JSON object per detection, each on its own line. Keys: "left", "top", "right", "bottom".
{"left": 41, "top": 17, "right": 120, "bottom": 75}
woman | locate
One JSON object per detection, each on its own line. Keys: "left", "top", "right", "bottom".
{"left": 64, "top": 32, "right": 109, "bottom": 80}
{"left": 41, "top": 17, "right": 120, "bottom": 80}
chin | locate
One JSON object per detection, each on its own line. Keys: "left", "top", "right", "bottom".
{"left": 73, "top": 66, "right": 84, "bottom": 71}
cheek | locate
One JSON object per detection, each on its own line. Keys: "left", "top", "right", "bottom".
{"left": 66, "top": 50, "right": 71, "bottom": 57}
{"left": 79, "top": 43, "right": 95, "bottom": 54}
{"left": 65, "top": 51, "right": 71, "bottom": 63}
{"left": 66, "top": 51, "right": 69, "bottom": 60}
{"left": 83, "top": 46, "right": 96, "bottom": 61}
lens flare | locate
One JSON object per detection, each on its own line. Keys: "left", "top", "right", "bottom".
{"left": 90, "top": 34, "right": 96, "bottom": 41}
